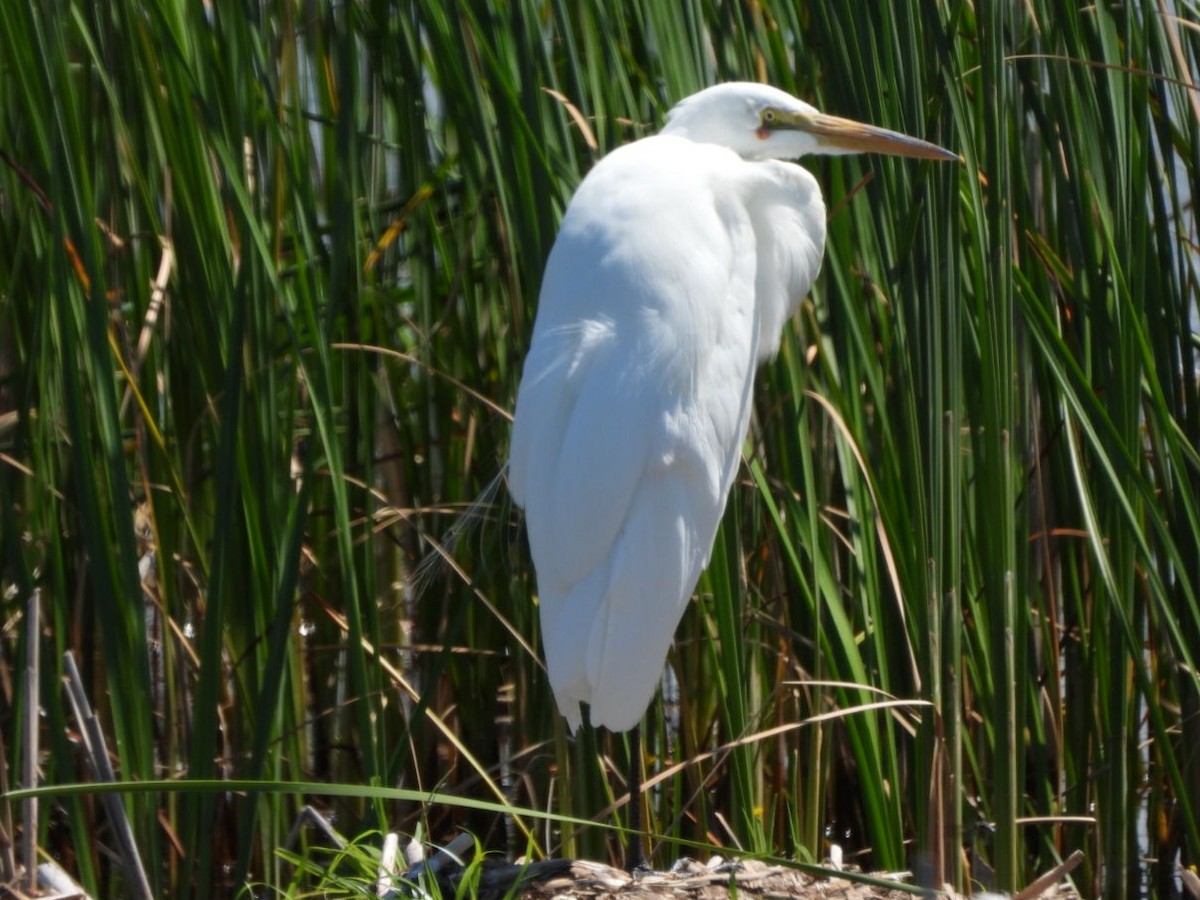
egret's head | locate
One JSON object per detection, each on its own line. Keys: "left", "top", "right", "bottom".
{"left": 662, "top": 82, "right": 957, "bottom": 163}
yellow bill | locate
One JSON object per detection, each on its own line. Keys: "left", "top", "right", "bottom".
{"left": 800, "top": 111, "right": 958, "bottom": 161}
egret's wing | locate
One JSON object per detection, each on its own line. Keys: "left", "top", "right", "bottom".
{"left": 510, "top": 305, "right": 706, "bottom": 731}
{"left": 509, "top": 309, "right": 655, "bottom": 593}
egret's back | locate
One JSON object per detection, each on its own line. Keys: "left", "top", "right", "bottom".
{"left": 510, "top": 130, "right": 825, "bottom": 733}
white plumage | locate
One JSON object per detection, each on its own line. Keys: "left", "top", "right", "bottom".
{"left": 508, "top": 82, "right": 954, "bottom": 733}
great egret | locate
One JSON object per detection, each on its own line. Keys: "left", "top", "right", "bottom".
{"left": 508, "top": 81, "right": 955, "bottom": 866}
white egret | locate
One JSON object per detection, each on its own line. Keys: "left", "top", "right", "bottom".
{"left": 508, "top": 81, "right": 955, "bottom": 866}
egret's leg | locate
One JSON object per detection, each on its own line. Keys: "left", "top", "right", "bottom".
{"left": 626, "top": 724, "right": 645, "bottom": 872}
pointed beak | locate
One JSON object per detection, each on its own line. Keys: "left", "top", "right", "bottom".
{"left": 792, "top": 110, "right": 958, "bottom": 162}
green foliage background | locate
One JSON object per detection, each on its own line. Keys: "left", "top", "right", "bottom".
{"left": 1, "top": 2, "right": 1198, "bottom": 897}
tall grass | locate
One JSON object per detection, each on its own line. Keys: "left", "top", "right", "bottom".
{"left": 0, "top": 2, "right": 1197, "bottom": 897}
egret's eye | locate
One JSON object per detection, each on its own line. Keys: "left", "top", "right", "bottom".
{"left": 762, "top": 109, "right": 778, "bottom": 126}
